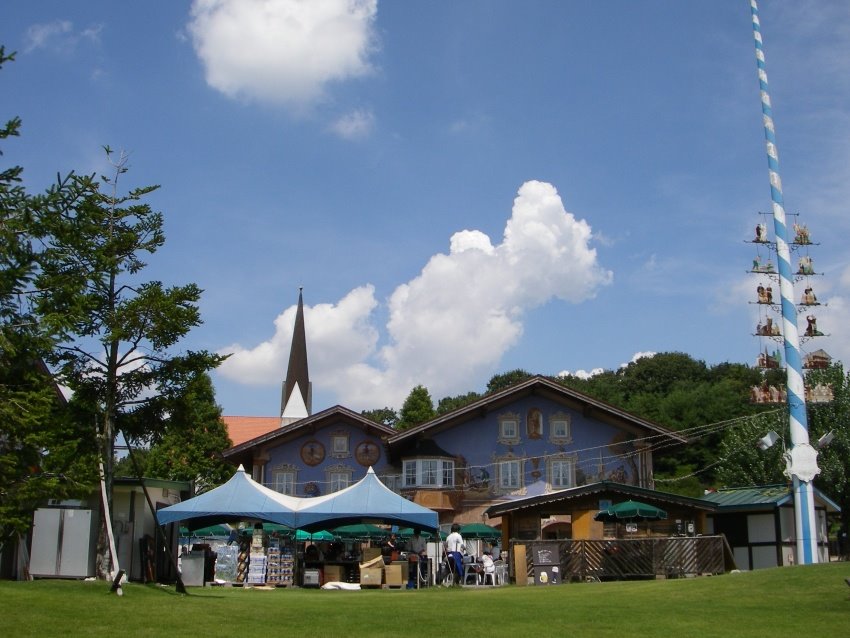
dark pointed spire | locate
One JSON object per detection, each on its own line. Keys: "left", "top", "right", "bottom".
{"left": 281, "top": 287, "right": 311, "bottom": 422}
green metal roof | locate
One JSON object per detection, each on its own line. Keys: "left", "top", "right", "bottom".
{"left": 702, "top": 484, "right": 840, "bottom": 513}
{"left": 702, "top": 485, "right": 792, "bottom": 509}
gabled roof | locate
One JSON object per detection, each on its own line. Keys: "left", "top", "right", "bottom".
{"left": 701, "top": 484, "right": 841, "bottom": 513}
{"left": 223, "top": 416, "right": 280, "bottom": 447}
{"left": 484, "top": 480, "right": 716, "bottom": 518}
{"left": 223, "top": 405, "right": 397, "bottom": 458}
{"left": 388, "top": 375, "right": 686, "bottom": 447}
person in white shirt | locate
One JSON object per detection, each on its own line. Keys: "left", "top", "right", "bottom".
{"left": 445, "top": 523, "right": 465, "bottom": 583}
{"left": 481, "top": 551, "right": 495, "bottom": 584}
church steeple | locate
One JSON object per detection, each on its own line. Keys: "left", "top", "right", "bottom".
{"left": 280, "top": 288, "right": 311, "bottom": 425}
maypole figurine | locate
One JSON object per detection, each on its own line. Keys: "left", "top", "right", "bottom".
{"left": 750, "top": 0, "right": 819, "bottom": 564}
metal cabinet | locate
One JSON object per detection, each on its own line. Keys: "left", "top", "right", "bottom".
{"left": 30, "top": 508, "right": 98, "bottom": 578}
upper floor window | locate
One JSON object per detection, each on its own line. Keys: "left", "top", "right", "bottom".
{"left": 331, "top": 431, "right": 350, "bottom": 457}
{"left": 272, "top": 464, "right": 298, "bottom": 495}
{"left": 325, "top": 464, "right": 353, "bottom": 493}
{"left": 548, "top": 456, "right": 576, "bottom": 490}
{"left": 403, "top": 458, "right": 454, "bottom": 488}
{"left": 497, "top": 412, "right": 521, "bottom": 445}
{"left": 498, "top": 459, "right": 523, "bottom": 490}
{"left": 549, "top": 412, "right": 572, "bottom": 444}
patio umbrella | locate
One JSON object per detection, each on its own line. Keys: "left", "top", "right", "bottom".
{"left": 396, "top": 527, "right": 446, "bottom": 541}
{"left": 295, "top": 529, "right": 336, "bottom": 542}
{"left": 179, "top": 523, "right": 232, "bottom": 537}
{"left": 594, "top": 500, "right": 667, "bottom": 522}
{"left": 332, "top": 523, "right": 387, "bottom": 540}
{"left": 459, "top": 523, "right": 501, "bottom": 540}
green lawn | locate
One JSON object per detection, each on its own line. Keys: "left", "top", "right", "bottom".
{"left": 4, "top": 563, "right": 849, "bottom": 638}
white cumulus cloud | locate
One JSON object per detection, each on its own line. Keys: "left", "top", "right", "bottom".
{"left": 24, "top": 20, "right": 102, "bottom": 54}
{"left": 329, "top": 108, "right": 375, "bottom": 139}
{"left": 188, "top": 0, "right": 378, "bottom": 108}
{"left": 219, "top": 180, "right": 612, "bottom": 410}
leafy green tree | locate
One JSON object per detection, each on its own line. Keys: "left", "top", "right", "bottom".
{"left": 113, "top": 447, "right": 150, "bottom": 479}
{"left": 619, "top": 352, "right": 710, "bottom": 401}
{"left": 558, "top": 353, "right": 764, "bottom": 488}
{"left": 1, "top": 47, "right": 98, "bottom": 542}
{"left": 715, "top": 409, "right": 788, "bottom": 487}
{"left": 361, "top": 407, "right": 399, "bottom": 428}
{"left": 558, "top": 369, "right": 627, "bottom": 406}
{"left": 143, "top": 372, "right": 232, "bottom": 491}
{"left": 436, "top": 391, "right": 481, "bottom": 415}
{"left": 486, "top": 369, "right": 533, "bottom": 394}
{"left": 799, "top": 365, "right": 850, "bottom": 530}
{"left": 30, "top": 148, "right": 224, "bottom": 576}
{"left": 716, "top": 363, "right": 850, "bottom": 529}
{"left": 396, "top": 385, "right": 435, "bottom": 430}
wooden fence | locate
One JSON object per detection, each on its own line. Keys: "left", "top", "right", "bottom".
{"left": 515, "top": 536, "right": 732, "bottom": 584}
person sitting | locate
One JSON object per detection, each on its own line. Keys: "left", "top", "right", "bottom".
{"left": 480, "top": 551, "right": 496, "bottom": 585}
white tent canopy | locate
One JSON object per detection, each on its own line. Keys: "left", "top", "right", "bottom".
{"left": 156, "top": 465, "right": 299, "bottom": 530}
{"left": 156, "top": 466, "right": 439, "bottom": 533}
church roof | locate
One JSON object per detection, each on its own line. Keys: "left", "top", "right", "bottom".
{"left": 281, "top": 288, "right": 310, "bottom": 418}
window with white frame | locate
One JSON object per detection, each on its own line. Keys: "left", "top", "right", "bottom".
{"left": 549, "top": 412, "right": 572, "bottom": 444}
{"left": 329, "top": 472, "right": 349, "bottom": 492}
{"left": 325, "top": 464, "right": 353, "bottom": 493}
{"left": 498, "top": 459, "right": 523, "bottom": 490}
{"left": 548, "top": 455, "right": 577, "bottom": 490}
{"left": 331, "top": 432, "right": 350, "bottom": 457}
{"left": 497, "top": 412, "right": 521, "bottom": 445}
{"left": 402, "top": 458, "right": 455, "bottom": 488}
{"left": 273, "top": 466, "right": 297, "bottom": 495}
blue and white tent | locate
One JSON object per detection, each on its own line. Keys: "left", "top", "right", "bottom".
{"left": 156, "top": 465, "right": 299, "bottom": 530}
{"left": 295, "top": 467, "right": 439, "bottom": 532}
{"left": 156, "top": 466, "right": 439, "bottom": 533}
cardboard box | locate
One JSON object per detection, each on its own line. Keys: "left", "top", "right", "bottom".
{"left": 324, "top": 565, "right": 344, "bottom": 582}
{"left": 383, "top": 564, "right": 403, "bottom": 587}
{"left": 362, "top": 547, "right": 382, "bottom": 562}
{"left": 360, "top": 567, "right": 383, "bottom": 586}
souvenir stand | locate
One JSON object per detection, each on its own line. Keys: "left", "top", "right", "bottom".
{"left": 157, "top": 466, "right": 439, "bottom": 588}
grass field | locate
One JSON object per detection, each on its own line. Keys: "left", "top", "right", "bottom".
{"left": 4, "top": 562, "right": 849, "bottom": 638}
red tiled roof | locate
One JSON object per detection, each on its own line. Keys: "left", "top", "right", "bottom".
{"left": 223, "top": 415, "right": 280, "bottom": 447}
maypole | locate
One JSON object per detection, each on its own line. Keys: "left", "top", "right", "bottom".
{"left": 749, "top": 0, "right": 819, "bottom": 564}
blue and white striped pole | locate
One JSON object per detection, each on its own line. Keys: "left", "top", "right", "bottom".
{"left": 751, "top": 0, "right": 819, "bottom": 565}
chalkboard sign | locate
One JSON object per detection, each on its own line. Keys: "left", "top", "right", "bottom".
{"left": 533, "top": 545, "right": 557, "bottom": 566}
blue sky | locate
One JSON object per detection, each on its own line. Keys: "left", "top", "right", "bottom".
{"left": 3, "top": 1, "right": 850, "bottom": 417}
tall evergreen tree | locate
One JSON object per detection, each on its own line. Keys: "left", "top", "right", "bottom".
{"left": 30, "top": 148, "right": 224, "bottom": 576}
{"left": 396, "top": 385, "right": 435, "bottom": 430}
{"left": 1, "top": 47, "right": 97, "bottom": 542}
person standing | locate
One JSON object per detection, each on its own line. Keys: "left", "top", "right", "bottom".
{"left": 407, "top": 529, "right": 427, "bottom": 588}
{"left": 445, "top": 523, "right": 466, "bottom": 584}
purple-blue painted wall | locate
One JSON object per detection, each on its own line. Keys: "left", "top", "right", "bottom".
{"left": 262, "top": 418, "right": 390, "bottom": 497}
